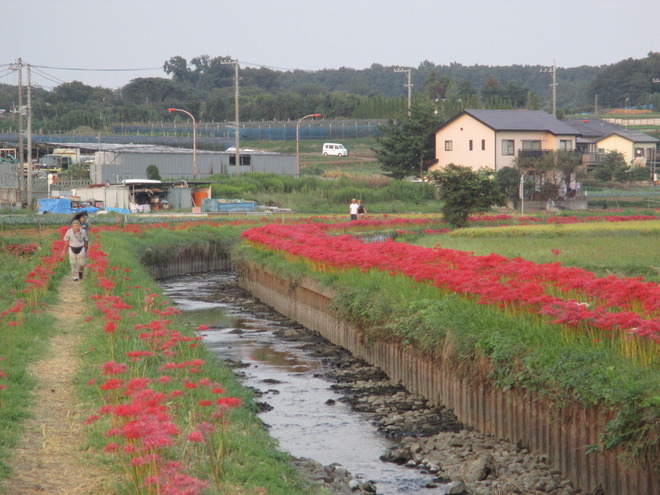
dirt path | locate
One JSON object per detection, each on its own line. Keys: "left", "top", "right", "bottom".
{"left": 2, "top": 277, "right": 115, "bottom": 495}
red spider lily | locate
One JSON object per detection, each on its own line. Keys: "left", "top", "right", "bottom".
{"left": 0, "top": 242, "right": 39, "bottom": 256}
{"left": 103, "top": 361, "right": 129, "bottom": 375}
{"left": 100, "top": 378, "right": 123, "bottom": 391}
{"left": 215, "top": 397, "right": 241, "bottom": 410}
{"left": 241, "top": 221, "right": 660, "bottom": 350}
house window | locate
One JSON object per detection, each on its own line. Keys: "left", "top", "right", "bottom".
{"left": 469, "top": 140, "right": 473, "bottom": 151}
{"left": 445, "top": 140, "right": 453, "bottom": 151}
{"left": 502, "top": 139, "right": 514, "bottom": 155}
{"left": 229, "top": 154, "right": 251, "bottom": 166}
{"left": 560, "top": 140, "right": 571, "bottom": 150}
{"left": 481, "top": 139, "right": 486, "bottom": 151}
{"left": 522, "top": 140, "right": 541, "bottom": 150}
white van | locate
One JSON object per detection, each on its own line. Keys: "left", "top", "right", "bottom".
{"left": 322, "top": 143, "right": 348, "bottom": 157}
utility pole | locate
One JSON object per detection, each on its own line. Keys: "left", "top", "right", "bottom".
{"left": 222, "top": 59, "right": 240, "bottom": 175}
{"left": 27, "top": 64, "right": 33, "bottom": 208}
{"left": 394, "top": 67, "right": 412, "bottom": 114}
{"left": 539, "top": 61, "right": 557, "bottom": 117}
{"left": 594, "top": 94, "right": 598, "bottom": 115}
{"left": 14, "top": 58, "right": 24, "bottom": 205}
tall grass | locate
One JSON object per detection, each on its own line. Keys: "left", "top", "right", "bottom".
{"left": 210, "top": 172, "right": 439, "bottom": 214}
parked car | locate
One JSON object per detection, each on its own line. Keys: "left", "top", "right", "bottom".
{"left": 322, "top": 143, "right": 348, "bottom": 157}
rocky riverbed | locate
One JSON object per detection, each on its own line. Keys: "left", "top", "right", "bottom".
{"left": 209, "top": 276, "right": 587, "bottom": 495}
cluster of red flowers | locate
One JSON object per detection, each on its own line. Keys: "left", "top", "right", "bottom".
{"left": 242, "top": 220, "right": 659, "bottom": 347}
{"left": 0, "top": 238, "right": 63, "bottom": 328}
{"left": 82, "top": 230, "right": 241, "bottom": 494}
{"left": 0, "top": 242, "right": 39, "bottom": 256}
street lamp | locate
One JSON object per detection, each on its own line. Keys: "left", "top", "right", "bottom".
{"left": 296, "top": 113, "right": 321, "bottom": 176}
{"left": 168, "top": 108, "right": 197, "bottom": 179}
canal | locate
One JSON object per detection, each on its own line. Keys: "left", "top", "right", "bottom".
{"left": 160, "top": 273, "right": 448, "bottom": 495}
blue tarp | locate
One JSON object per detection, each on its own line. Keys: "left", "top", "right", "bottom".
{"left": 201, "top": 198, "right": 256, "bottom": 213}
{"left": 37, "top": 198, "right": 100, "bottom": 215}
{"left": 104, "top": 207, "right": 130, "bottom": 214}
{"left": 37, "top": 198, "right": 74, "bottom": 214}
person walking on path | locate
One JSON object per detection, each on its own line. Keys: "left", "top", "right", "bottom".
{"left": 72, "top": 211, "right": 90, "bottom": 234}
{"left": 62, "top": 220, "right": 89, "bottom": 281}
{"left": 349, "top": 199, "right": 359, "bottom": 221}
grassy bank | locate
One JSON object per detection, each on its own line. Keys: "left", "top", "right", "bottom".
{"left": 236, "top": 216, "right": 659, "bottom": 466}
{"left": 0, "top": 233, "right": 67, "bottom": 478}
{"left": 0, "top": 223, "right": 316, "bottom": 494}
{"left": 76, "top": 224, "right": 315, "bottom": 494}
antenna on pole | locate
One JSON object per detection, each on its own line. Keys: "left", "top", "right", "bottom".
{"left": 539, "top": 61, "right": 557, "bottom": 117}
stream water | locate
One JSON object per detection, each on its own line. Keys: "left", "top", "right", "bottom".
{"left": 160, "top": 273, "right": 448, "bottom": 495}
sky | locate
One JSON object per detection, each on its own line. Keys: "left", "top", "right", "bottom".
{"left": 1, "top": 0, "right": 658, "bottom": 91}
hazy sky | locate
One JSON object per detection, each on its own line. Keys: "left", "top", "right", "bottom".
{"left": 2, "top": 0, "right": 658, "bottom": 90}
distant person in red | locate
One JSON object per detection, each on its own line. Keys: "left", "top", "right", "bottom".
{"left": 357, "top": 200, "right": 367, "bottom": 218}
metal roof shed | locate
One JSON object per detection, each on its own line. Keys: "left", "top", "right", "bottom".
{"left": 83, "top": 143, "right": 296, "bottom": 183}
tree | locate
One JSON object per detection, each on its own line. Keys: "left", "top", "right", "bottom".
{"left": 537, "top": 150, "right": 582, "bottom": 192}
{"left": 146, "top": 165, "right": 162, "bottom": 181}
{"left": 496, "top": 166, "right": 522, "bottom": 208}
{"left": 163, "top": 56, "right": 191, "bottom": 82}
{"left": 594, "top": 151, "right": 627, "bottom": 182}
{"left": 432, "top": 164, "right": 507, "bottom": 228}
{"left": 372, "top": 100, "right": 444, "bottom": 179}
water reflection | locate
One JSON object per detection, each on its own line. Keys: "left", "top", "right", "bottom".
{"left": 161, "top": 274, "right": 446, "bottom": 495}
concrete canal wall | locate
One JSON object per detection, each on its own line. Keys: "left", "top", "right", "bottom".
{"left": 237, "top": 261, "right": 657, "bottom": 495}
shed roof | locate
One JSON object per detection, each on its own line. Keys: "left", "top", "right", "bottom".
{"left": 456, "top": 109, "right": 579, "bottom": 135}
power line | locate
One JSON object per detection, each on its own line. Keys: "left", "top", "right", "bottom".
{"left": 30, "top": 64, "right": 163, "bottom": 73}
{"left": 29, "top": 66, "right": 68, "bottom": 86}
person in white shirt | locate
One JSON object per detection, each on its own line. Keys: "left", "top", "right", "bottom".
{"left": 349, "top": 199, "right": 359, "bottom": 221}
{"left": 62, "top": 220, "right": 89, "bottom": 281}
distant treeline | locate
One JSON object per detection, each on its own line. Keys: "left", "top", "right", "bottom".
{"left": 0, "top": 52, "right": 658, "bottom": 133}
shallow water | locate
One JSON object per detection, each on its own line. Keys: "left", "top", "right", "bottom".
{"left": 161, "top": 273, "right": 447, "bottom": 495}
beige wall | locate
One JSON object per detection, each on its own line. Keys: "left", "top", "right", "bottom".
{"left": 596, "top": 135, "right": 655, "bottom": 164}
{"left": 431, "top": 114, "right": 577, "bottom": 173}
{"left": 432, "top": 114, "right": 494, "bottom": 172}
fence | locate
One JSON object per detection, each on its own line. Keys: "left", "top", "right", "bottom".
{"left": 0, "top": 120, "right": 386, "bottom": 151}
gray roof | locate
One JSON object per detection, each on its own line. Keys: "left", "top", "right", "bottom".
{"left": 562, "top": 118, "right": 626, "bottom": 138}
{"left": 459, "top": 109, "right": 579, "bottom": 135}
{"left": 562, "top": 118, "right": 659, "bottom": 143}
{"left": 601, "top": 129, "right": 660, "bottom": 144}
